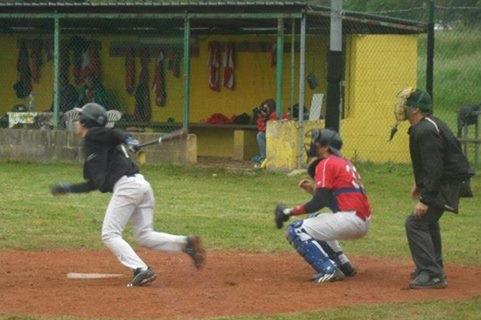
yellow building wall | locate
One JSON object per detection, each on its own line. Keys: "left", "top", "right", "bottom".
{"left": 342, "top": 34, "right": 417, "bottom": 163}
{"left": 0, "top": 33, "right": 415, "bottom": 164}
{"left": 0, "top": 35, "right": 54, "bottom": 113}
{"left": 267, "top": 34, "right": 418, "bottom": 170}
{"left": 0, "top": 34, "right": 326, "bottom": 121}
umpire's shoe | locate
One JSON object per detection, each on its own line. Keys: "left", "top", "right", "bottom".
{"left": 184, "top": 236, "right": 206, "bottom": 269}
{"left": 409, "top": 272, "right": 447, "bottom": 289}
{"left": 312, "top": 268, "right": 345, "bottom": 284}
{"left": 127, "top": 267, "right": 157, "bottom": 287}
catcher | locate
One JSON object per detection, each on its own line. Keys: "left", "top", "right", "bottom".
{"left": 50, "top": 103, "right": 205, "bottom": 287}
{"left": 275, "top": 129, "right": 372, "bottom": 283}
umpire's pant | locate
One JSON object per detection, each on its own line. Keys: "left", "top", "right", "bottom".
{"left": 405, "top": 206, "right": 445, "bottom": 278}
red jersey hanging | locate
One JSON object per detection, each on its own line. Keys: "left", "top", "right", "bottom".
{"left": 223, "top": 43, "right": 235, "bottom": 90}
{"left": 208, "top": 42, "right": 221, "bottom": 91}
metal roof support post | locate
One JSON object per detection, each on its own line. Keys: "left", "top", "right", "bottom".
{"left": 297, "top": 14, "right": 306, "bottom": 169}
{"left": 182, "top": 13, "right": 191, "bottom": 131}
{"left": 326, "top": 0, "right": 343, "bottom": 133}
{"left": 53, "top": 16, "right": 60, "bottom": 129}
{"left": 275, "top": 17, "right": 284, "bottom": 117}
{"left": 289, "top": 18, "right": 296, "bottom": 116}
{"left": 426, "top": 0, "right": 435, "bottom": 104}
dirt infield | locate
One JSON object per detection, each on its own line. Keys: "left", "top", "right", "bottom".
{"left": 1, "top": 249, "right": 481, "bottom": 319}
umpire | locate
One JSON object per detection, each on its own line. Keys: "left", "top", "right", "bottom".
{"left": 400, "top": 89, "right": 473, "bottom": 289}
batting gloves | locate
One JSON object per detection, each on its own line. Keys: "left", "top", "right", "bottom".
{"left": 125, "top": 136, "right": 141, "bottom": 153}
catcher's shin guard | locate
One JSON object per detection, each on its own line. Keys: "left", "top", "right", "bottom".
{"left": 286, "top": 221, "right": 337, "bottom": 275}
{"left": 317, "top": 240, "right": 357, "bottom": 277}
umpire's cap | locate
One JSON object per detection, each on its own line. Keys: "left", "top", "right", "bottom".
{"left": 75, "top": 103, "right": 107, "bottom": 127}
{"left": 312, "top": 128, "right": 342, "bottom": 155}
{"left": 406, "top": 89, "right": 432, "bottom": 114}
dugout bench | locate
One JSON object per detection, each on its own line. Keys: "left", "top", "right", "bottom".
{"left": 116, "top": 120, "right": 258, "bottom": 161}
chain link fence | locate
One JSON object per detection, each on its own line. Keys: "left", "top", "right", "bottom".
{"left": 357, "top": 4, "right": 481, "bottom": 167}
{"left": 1, "top": 2, "right": 480, "bottom": 168}
{"left": 1, "top": 15, "right": 185, "bottom": 132}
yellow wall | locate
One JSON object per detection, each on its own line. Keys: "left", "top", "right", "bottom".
{"left": 267, "top": 120, "right": 325, "bottom": 170}
{"left": 0, "top": 33, "right": 416, "bottom": 165}
{"left": 0, "top": 35, "right": 54, "bottom": 113}
{"left": 267, "top": 34, "right": 418, "bottom": 170}
{"left": 0, "top": 34, "right": 327, "bottom": 124}
{"left": 190, "top": 35, "right": 327, "bottom": 122}
{"left": 342, "top": 34, "right": 417, "bottom": 163}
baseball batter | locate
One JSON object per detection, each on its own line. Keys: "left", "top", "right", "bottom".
{"left": 275, "top": 129, "right": 371, "bottom": 283}
{"left": 51, "top": 103, "right": 205, "bottom": 287}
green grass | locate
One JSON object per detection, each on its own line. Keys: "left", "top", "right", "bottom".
{"left": 2, "top": 296, "right": 481, "bottom": 320}
{"left": 214, "top": 296, "right": 481, "bottom": 320}
{"left": 1, "top": 161, "right": 481, "bottom": 320}
{"left": 1, "top": 161, "right": 480, "bottom": 265}
{"left": 418, "top": 29, "right": 481, "bottom": 128}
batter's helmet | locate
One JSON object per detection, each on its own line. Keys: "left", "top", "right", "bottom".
{"left": 75, "top": 103, "right": 107, "bottom": 127}
{"left": 307, "top": 128, "right": 342, "bottom": 157}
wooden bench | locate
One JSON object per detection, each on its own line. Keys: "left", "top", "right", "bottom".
{"left": 115, "top": 121, "right": 258, "bottom": 160}
{"left": 189, "top": 123, "right": 257, "bottom": 160}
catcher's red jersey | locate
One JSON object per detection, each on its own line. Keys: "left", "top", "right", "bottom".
{"left": 315, "top": 155, "right": 371, "bottom": 219}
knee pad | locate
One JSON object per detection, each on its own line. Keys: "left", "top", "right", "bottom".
{"left": 286, "top": 221, "right": 337, "bottom": 274}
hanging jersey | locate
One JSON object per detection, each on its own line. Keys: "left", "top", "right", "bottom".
{"left": 315, "top": 155, "right": 371, "bottom": 220}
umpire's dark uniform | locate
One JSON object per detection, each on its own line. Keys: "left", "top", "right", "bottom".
{"left": 406, "top": 115, "right": 472, "bottom": 284}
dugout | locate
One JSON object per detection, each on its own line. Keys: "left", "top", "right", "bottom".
{"left": 0, "top": 1, "right": 426, "bottom": 168}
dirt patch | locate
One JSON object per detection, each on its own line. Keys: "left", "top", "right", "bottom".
{"left": 1, "top": 249, "right": 481, "bottom": 319}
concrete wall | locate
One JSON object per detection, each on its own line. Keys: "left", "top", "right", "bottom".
{"left": 266, "top": 120, "right": 324, "bottom": 171}
{"left": 0, "top": 129, "right": 197, "bottom": 165}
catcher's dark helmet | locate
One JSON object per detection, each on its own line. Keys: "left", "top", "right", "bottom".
{"left": 75, "top": 103, "right": 107, "bottom": 127}
{"left": 307, "top": 128, "right": 342, "bottom": 157}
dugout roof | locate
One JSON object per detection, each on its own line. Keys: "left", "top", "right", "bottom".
{"left": 0, "top": 1, "right": 426, "bottom": 35}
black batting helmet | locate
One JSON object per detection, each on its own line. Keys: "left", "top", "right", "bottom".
{"left": 75, "top": 103, "right": 107, "bottom": 128}
{"left": 307, "top": 128, "right": 343, "bottom": 157}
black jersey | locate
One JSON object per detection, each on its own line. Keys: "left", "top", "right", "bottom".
{"left": 409, "top": 116, "right": 472, "bottom": 205}
{"left": 70, "top": 127, "right": 139, "bottom": 193}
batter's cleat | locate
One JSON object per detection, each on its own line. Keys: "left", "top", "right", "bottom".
{"left": 312, "top": 268, "right": 345, "bottom": 284}
{"left": 126, "top": 267, "right": 156, "bottom": 287}
{"left": 184, "top": 236, "right": 206, "bottom": 269}
{"left": 339, "top": 262, "right": 357, "bottom": 277}
{"left": 409, "top": 272, "right": 447, "bottom": 289}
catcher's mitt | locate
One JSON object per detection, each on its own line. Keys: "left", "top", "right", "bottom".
{"left": 274, "top": 203, "right": 291, "bottom": 229}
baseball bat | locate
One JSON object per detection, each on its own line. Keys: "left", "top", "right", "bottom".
{"left": 137, "top": 128, "right": 187, "bottom": 149}
{"left": 135, "top": 128, "right": 187, "bottom": 165}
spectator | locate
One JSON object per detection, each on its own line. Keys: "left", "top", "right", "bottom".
{"left": 253, "top": 99, "right": 277, "bottom": 166}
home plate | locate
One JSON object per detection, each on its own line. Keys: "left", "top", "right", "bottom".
{"left": 67, "top": 272, "right": 124, "bottom": 280}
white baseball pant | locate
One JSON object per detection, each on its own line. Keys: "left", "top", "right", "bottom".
{"left": 302, "top": 211, "right": 371, "bottom": 263}
{"left": 101, "top": 174, "right": 188, "bottom": 270}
